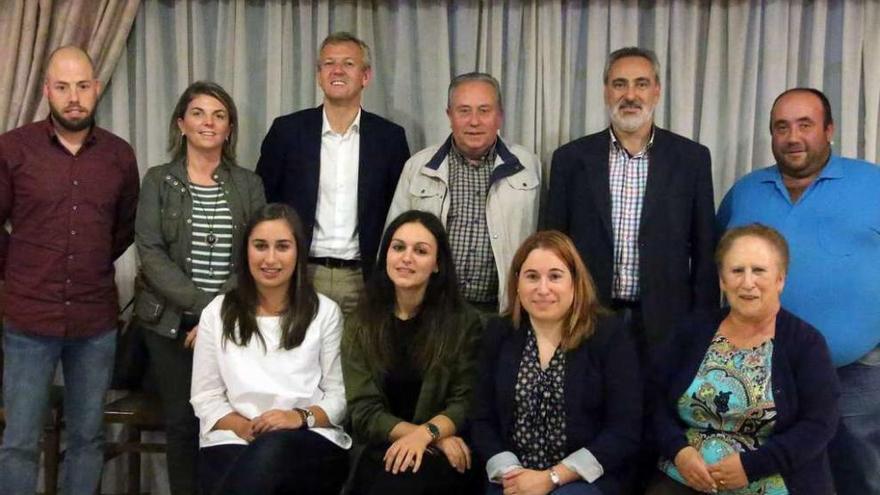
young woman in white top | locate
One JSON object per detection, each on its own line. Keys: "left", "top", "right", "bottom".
{"left": 190, "top": 203, "right": 351, "bottom": 495}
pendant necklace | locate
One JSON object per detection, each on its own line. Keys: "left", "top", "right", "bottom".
{"left": 188, "top": 171, "right": 221, "bottom": 276}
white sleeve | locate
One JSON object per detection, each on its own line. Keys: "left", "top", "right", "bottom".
{"left": 190, "top": 296, "right": 236, "bottom": 435}
{"left": 313, "top": 298, "right": 347, "bottom": 426}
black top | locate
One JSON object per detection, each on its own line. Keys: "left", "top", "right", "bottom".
{"left": 383, "top": 315, "right": 424, "bottom": 421}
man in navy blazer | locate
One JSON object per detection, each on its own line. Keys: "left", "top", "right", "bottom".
{"left": 546, "top": 47, "right": 718, "bottom": 352}
{"left": 256, "top": 32, "right": 409, "bottom": 314}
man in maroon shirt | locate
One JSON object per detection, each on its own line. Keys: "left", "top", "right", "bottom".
{"left": 0, "top": 46, "right": 139, "bottom": 495}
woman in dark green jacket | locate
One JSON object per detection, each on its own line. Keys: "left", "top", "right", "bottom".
{"left": 132, "top": 81, "right": 264, "bottom": 495}
{"left": 342, "top": 210, "right": 482, "bottom": 495}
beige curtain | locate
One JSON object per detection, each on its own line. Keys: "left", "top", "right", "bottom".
{"left": 0, "top": 0, "right": 141, "bottom": 131}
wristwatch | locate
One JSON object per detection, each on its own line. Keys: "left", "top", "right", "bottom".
{"left": 295, "top": 408, "right": 315, "bottom": 429}
{"left": 549, "top": 468, "right": 561, "bottom": 487}
{"left": 425, "top": 422, "right": 440, "bottom": 442}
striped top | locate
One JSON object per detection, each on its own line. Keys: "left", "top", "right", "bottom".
{"left": 189, "top": 183, "right": 233, "bottom": 293}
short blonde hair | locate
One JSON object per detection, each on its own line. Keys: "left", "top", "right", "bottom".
{"left": 716, "top": 223, "right": 790, "bottom": 274}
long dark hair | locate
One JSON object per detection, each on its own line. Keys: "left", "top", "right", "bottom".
{"left": 221, "top": 203, "right": 318, "bottom": 350}
{"left": 350, "top": 210, "right": 465, "bottom": 372}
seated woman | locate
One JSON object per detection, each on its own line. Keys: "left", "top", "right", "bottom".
{"left": 342, "top": 210, "right": 483, "bottom": 495}
{"left": 648, "top": 224, "right": 839, "bottom": 495}
{"left": 134, "top": 80, "right": 265, "bottom": 495}
{"left": 471, "top": 230, "right": 642, "bottom": 495}
{"left": 190, "top": 203, "right": 350, "bottom": 495}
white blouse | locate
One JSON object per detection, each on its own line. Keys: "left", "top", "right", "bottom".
{"left": 190, "top": 293, "right": 352, "bottom": 449}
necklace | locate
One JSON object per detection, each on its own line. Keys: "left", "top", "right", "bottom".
{"left": 188, "top": 179, "right": 222, "bottom": 276}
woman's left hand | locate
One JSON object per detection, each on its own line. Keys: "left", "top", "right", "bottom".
{"left": 251, "top": 409, "right": 303, "bottom": 434}
{"left": 708, "top": 453, "right": 748, "bottom": 490}
{"left": 501, "top": 468, "right": 554, "bottom": 495}
{"left": 383, "top": 427, "right": 432, "bottom": 474}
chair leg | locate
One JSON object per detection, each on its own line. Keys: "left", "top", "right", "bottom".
{"left": 127, "top": 425, "right": 141, "bottom": 495}
{"left": 43, "top": 425, "right": 61, "bottom": 495}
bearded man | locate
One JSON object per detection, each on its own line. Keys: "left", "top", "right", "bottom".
{"left": 545, "top": 46, "right": 717, "bottom": 353}
{"left": 0, "top": 45, "right": 139, "bottom": 495}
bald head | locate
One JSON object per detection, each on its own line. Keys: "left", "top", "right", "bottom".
{"left": 44, "top": 45, "right": 100, "bottom": 132}
{"left": 46, "top": 45, "right": 96, "bottom": 81}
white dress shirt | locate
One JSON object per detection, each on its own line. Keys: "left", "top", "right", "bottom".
{"left": 190, "top": 293, "right": 352, "bottom": 449}
{"left": 311, "top": 109, "right": 361, "bottom": 260}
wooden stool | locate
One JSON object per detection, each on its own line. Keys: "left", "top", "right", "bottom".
{"left": 101, "top": 391, "right": 166, "bottom": 495}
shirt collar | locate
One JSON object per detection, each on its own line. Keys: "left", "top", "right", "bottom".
{"left": 762, "top": 154, "right": 844, "bottom": 183}
{"left": 322, "top": 108, "right": 361, "bottom": 137}
{"left": 43, "top": 116, "right": 98, "bottom": 148}
{"left": 609, "top": 126, "right": 655, "bottom": 158}
{"left": 450, "top": 138, "right": 497, "bottom": 167}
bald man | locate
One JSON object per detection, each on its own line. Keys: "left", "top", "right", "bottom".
{"left": 0, "top": 46, "right": 139, "bottom": 494}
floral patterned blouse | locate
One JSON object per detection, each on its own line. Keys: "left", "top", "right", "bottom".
{"left": 659, "top": 334, "right": 788, "bottom": 495}
{"left": 511, "top": 329, "right": 567, "bottom": 469}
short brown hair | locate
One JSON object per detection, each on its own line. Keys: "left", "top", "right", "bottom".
{"left": 716, "top": 223, "right": 790, "bottom": 274}
{"left": 318, "top": 31, "right": 371, "bottom": 69}
{"left": 167, "top": 81, "right": 239, "bottom": 165}
{"left": 505, "top": 230, "right": 606, "bottom": 350}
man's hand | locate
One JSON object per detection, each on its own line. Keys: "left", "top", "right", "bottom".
{"left": 500, "top": 468, "right": 554, "bottom": 495}
{"left": 435, "top": 435, "right": 471, "bottom": 473}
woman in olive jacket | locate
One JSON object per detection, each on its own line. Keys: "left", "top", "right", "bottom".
{"left": 132, "top": 81, "right": 264, "bottom": 495}
{"left": 342, "top": 210, "right": 483, "bottom": 495}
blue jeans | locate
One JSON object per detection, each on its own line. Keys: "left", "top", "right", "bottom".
{"left": 828, "top": 347, "right": 880, "bottom": 495}
{"left": 0, "top": 326, "right": 116, "bottom": 495}
{"left": 486, "top": 479, "right": 603, "bottom": 494}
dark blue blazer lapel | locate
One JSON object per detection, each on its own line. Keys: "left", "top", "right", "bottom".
{"left": 585, "top": 132, "right": 613, "bottom": 239}
{"left": 301, "top": 107, "right": 323, "bottom": 240}
{"left": 498, "top": 325, "right": 528, "bottom": 436}
{"left": 640, "top": 128, "right": 674, "bottom": 233}
{"left": 357, "top": 110, "right": 374, "bottom": 230}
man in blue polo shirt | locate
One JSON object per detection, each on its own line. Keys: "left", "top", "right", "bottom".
{"left": 718, "top": 87, "right": 880, "bottom": 494}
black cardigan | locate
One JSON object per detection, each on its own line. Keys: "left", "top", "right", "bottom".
{"left": 471, "top": 315, "right": 642, "bottom": 494}
{"left": 650, "top": 308, "right": 840, "bottom": 494}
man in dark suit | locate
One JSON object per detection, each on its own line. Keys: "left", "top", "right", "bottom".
{"left": 546, "top": 46, "right": 717, "bottom": 352}
{"left": 546, "top": 45, "right": 718, "bottom": 495}
{"left": 256, "top": 32, "right": 410, "bottom": 314}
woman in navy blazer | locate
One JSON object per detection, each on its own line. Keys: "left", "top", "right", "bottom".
{"left": 648, "top": 224, "right": 839, "bottom": 495}
{"left": 471, "top": 231, "right": 642, "bottom": 495}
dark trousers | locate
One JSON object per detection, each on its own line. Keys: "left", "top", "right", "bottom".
{"left": 611, "top": 300, "right": 656, "bottom": 495}
{"left": 352, "top": 445, "right": 479, "bottom": 495}
{"left": 199, "top": 429, "right": 348, "bottom": 495}
{"left": 142, "top": 328, "right": 199, "bottom": 495}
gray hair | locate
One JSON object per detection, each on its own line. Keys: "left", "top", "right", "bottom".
{"left": 446, "top": 72, "right": 503, "bottom": 112}
{"left": 318, "top": 31, "right": 372, "bottom": 69}
{"left": 603, "top": 47, "right": 661, "bottom": 85}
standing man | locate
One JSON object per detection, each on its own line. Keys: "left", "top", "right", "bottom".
{"left": 386, "top": 72, "right": 541, "bottom": 313}
{"left": 256, "top": 32, "right": 410, "bottom": 314}
{"left": 718, "top": 88, "right": 880, "bottom": 494}
{"left": 546, "top": 46, "right": 718, "bottom": 351}
{"left": 0, "top": 46, "right": 140, "bottom": 495}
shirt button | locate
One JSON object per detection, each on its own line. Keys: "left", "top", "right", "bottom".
{"left": 65, "top": 301, "right": 71, "bottom": 306}
{"left": 72, "top": 180, "right": 79, "bottom": 186}
{"left": 70, "top": 230, "right": 76, "bottom": 235}
{"left": 66, "top": 279, "right": 71, "bottom": 284}
{"left": 493, "top": 234, "right": 499, "bottom": 239}
{"left": 72, "top": 205, "right": 78, "bottom": 211}
{"left": 185, "top": 257, "right": 192, "bottom": 262}
{"left": 170, "top": 329, "right": 177, "bottom": 335}
{"left": 68, "top": 254, "right": 74, "bottom": 260}
{"left": 186, "top": 218, "right": 192, "bottom": 224}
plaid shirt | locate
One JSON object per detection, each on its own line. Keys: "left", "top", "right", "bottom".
{"left": 608, "top": 128, "right": 654, "bottom": 301}
{"left": 446, "top": 144, "right": 498, "bottom": 304}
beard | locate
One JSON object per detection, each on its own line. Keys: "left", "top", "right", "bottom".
{"left": 49, "top": 103, "right": 95, "bottom": 132}
{"left": 608, "top": 100, "right": 655, "bottom": 133}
